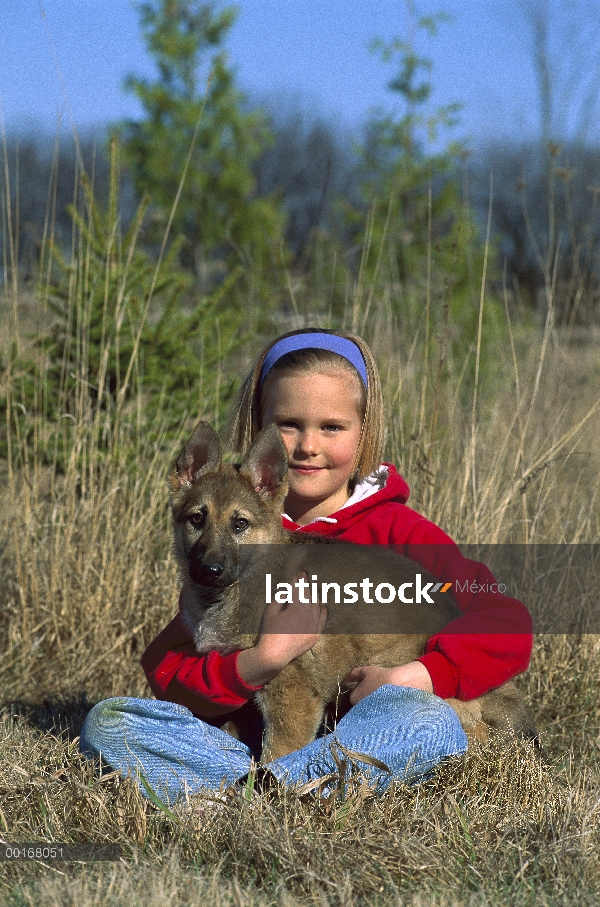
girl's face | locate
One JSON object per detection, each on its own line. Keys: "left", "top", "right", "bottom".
{"left": 261, "top": 369, "right": 363, "bottom": 525}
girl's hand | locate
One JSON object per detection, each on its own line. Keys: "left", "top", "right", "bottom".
{"left": 237, "top": 574, "right": 327, "bottom": 686}
{"left": 344, "top": 661, "right": 434, "bottom": 705}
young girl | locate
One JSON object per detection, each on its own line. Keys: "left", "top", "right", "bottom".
{"left": 81, "top": 329, "right": 533, "bottom": 800}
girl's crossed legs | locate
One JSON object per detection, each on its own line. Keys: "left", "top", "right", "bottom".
{"left": 80, "top": 685, "right": 467, "bottom": 802}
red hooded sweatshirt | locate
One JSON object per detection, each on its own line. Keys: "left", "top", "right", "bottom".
{"left": 141, "top": 464, "right": 533, "bottom": 717}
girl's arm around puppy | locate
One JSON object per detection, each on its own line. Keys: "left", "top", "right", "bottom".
{"left": 142, "top": 579, "right": 327, "bottom": 717}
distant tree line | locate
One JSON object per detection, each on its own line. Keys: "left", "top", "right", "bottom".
{"left": 3, "top": 0, "right": 600, "bottom": 326}
{"left": 6, "top": 131, "right": 600, "bottom": 324}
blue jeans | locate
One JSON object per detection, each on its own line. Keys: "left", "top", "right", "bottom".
{"left": 80, "top": 686, "right": 467, "bottom": 802}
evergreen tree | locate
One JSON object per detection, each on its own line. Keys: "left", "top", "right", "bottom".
{"left": 344, "top": 14, "right": 505, "bottom": 402}
{"left": 347, "top": 14, "right": 486, "bottom": 323}
{"left": 118, "top": 0, "right": 285, "bottom": 284}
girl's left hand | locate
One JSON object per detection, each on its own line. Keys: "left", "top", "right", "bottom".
{"left": 344, "top": 661, "right": 434, "bottom": 705}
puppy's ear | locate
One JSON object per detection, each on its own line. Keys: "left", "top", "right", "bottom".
{"left": 175, "top": 421, "right": 221, "bottom": 486}
{"left": 239, "top": 424, "right": 288, "bottom": 498}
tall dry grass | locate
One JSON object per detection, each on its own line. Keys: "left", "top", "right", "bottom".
{"left": 1, "top": 156, "right": 600, "bottom": 905}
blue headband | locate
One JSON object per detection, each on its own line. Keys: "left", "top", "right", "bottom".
{"left": 259, "top": 333, "right": 368, "bottom": 388}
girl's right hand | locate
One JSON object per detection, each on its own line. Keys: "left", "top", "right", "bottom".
{"left": 236, "top": 573, "right": 327, "bottom": 686}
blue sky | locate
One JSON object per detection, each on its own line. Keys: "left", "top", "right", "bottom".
{"left": 1, "top": 1, "right": 598, "bottom": 149}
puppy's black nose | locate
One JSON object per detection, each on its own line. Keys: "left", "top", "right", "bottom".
{"left": 204, "top": 562, "right": 224, "bottom": 577}
{"left": 195, "top": 562, "right": 224, "bottom": 584}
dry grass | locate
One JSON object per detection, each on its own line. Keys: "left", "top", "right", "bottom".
{"left": 1, "top": 225, "right": 600, "bottom": 904}
{"left": 0, "top": 707, "right": 598, "bottom": 906}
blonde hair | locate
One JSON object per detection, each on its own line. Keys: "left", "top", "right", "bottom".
{"left": 228, "top": 328, "right": 384, "bottom": 481}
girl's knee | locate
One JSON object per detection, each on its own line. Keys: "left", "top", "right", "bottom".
{"left": 353, "top": 685, "right": 468, "bottom": 754}
{"left": 80, "top": 698, "right": 129, "bottom": 756}
{"left": 403, "top": 692, "right": 468, "bottom": 755}
{"left": 85, "top": 697, "right": 129, "bottom": 724}
{"left": 80, "top": 696, "right": 190, "bottom": 757}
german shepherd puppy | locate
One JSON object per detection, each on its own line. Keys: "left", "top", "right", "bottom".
{"left": 169, "top": 421, "right": 534, "bottom": 762}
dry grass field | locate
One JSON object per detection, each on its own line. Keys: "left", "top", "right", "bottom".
{"left": 1, "top": 268, "right": 600, "bottom": 906}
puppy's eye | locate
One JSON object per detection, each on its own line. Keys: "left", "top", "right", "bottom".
{"left": 233, "top": 517, "right": 249, "bottom": 533}
{"left": 189, "top": 512, "right": 205, "bottom": 528}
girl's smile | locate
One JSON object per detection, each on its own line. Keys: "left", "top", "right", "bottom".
{"left": 261, "top": 370, "right": 363, "bottom": 525}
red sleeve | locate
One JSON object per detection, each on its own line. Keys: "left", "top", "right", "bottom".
{"left": 141, "top": 606, "right": 262, "bottom": 718}
{"left": 394, "top": 519, "right": 533, "bottom": 701}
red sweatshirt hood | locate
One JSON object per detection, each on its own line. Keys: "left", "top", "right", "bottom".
{"left": 281, "top": 463, "right": 410, "bottom": 535}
